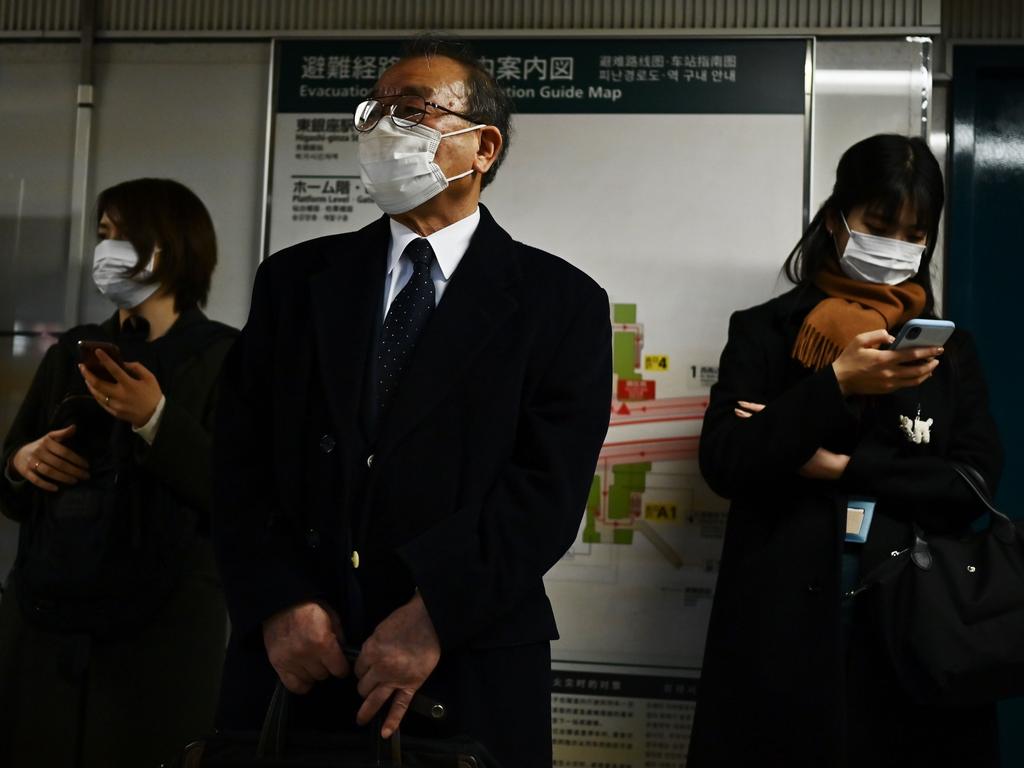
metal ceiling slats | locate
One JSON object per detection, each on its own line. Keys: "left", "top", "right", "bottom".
{"left": 13, "top": 0, "right": 1022, "bottom": 37}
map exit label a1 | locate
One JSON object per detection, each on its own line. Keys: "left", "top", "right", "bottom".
{"left": 645, "top": 503, "right": 680, "bottom": 523}
{"left": 644, "top": 355, "right": 669, "bottom": 372}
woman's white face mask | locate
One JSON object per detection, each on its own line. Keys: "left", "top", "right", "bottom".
{"left": 357, "top": 117, "right": 484, "bottom": 215}
{"left": 836, "top": 211, "right": 926, "bottom": 285}
{"left": 92, "top": 239, "right": 160, "bottom": 309}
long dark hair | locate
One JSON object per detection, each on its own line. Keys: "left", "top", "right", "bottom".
{"left": 784, "top": 134, "right": 944, "bottom": 313}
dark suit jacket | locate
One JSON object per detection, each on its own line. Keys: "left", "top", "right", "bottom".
{"left": 688, "top": 284, "right": 1003, "bottom": 768}
{"left": 212, "top": 205, "right": 611, "bottom": 763}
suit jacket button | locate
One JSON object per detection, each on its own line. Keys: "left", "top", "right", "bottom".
{"left": 350, "top": 550, "right": 360, "bottom": 569}
{"left": 306, "top": 528, "right": 320, "bottom": 549}
{"left": 366, "top": 454, "right": 374, "bottom": 468}
{"left": 319, "top": 434, "right": 336, "bottom": 454}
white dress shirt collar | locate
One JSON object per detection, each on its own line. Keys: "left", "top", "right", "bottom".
{"left": 386, "top": 207, "right": 481, "bottom": 281}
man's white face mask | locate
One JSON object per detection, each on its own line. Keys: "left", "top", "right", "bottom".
{"left": 357, "top": 116, "right": 483, "bottom": 215}
{"left": 836, "top": 211, "right": 926, "bottom": 285}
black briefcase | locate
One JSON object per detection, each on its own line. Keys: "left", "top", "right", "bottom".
{"left": 170, "top": 683, "right": 500, "bottom": 768}
{"left": 856, "top": 463, "right": 1024, "bottom": 707}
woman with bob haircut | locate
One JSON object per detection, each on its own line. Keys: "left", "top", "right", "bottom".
{"left": 0, "top": 178, "right": 238, "bottom": 767}
{"left": 688, "top": 134, "right": 1002, "bottom": 767}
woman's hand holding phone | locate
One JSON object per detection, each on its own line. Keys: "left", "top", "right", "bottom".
{"left": 832, "top": 329, "right": 942, "bottom": 397}
{"left": 78, "top": 348, "right": 164, "bottom": 429}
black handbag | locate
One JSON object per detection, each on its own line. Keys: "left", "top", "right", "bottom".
{"left": 171, "top": 682, "right": 501, "bottom": 768}
{"left": 16, "top": 392, "right": 199, "bottom": 636}
{"left": 856, "top": 463, "right": 1024, "bottom": 707}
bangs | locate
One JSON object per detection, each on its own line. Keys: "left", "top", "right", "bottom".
{"left": 862, "top": 176, "right": 940, "bottom": 237}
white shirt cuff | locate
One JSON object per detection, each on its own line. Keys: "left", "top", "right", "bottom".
{"left": 133, "top": 395, "right": 167, "bottom": 446}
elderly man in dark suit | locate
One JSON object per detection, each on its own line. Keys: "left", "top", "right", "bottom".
{"left": 212, "top": 36, "right": 611, "bottom": 766}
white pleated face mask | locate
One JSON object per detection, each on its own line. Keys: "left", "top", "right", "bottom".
{"left": 92, "top": 239, "right": 160, "bottom": 309}
{"left": 837, "top": 211, "right": 926, "bottom": 285}
{"left": 357, "top": 118, "right": 484, "bottom": 215}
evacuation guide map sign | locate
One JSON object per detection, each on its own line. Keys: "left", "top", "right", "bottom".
{"left": 267, "top": 37, "right": 808, "bottom": 766}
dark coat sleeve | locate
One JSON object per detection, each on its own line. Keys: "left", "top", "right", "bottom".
{"left": 396, "top": 284, "right": 613, "bottom": 650}
{"left": 135, "top": 336, "right": 235, "bottom": 516}
{"left": 0, "top": 343, "right": 67, "bottom": 523}
{"left": 212, "top": 262, "right": 323, "bottom": 643}
{"left": 840, "top": 332, "right": 1003, "bottom": 529}
{"left": 699, "top": 308, "right": 856, "bottom": 500}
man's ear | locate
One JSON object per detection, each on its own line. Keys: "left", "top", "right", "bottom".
{"left": 473, "top": 125, "right": 503, "bottom": 175}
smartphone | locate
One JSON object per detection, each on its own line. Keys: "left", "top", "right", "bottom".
{"left": 77, "top": 340, "right": 126, "bottom": 383}
{"left": 890, "top": 319, "right": 956, "bottom": 350}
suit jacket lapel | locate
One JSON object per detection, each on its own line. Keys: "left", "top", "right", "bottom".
{"left": 375, "top": 206, "right": 521, "bottom": 455}
{"left": 309, "top": 215, "right": 389, "bottom": 444}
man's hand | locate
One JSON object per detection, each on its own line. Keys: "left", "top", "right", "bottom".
{"left": 832, "top": 329, "right": 941, "bottom": 397}
{"left": 799, "top": 448, "right": 850, "bottom": 480}
{"left": 354, "top": 592, "right": 441, "bottom": 738}
{"left": 10, "top": 425, "right": 90, "bottom": 492}
{"left": 79, "top": 350, "right": 164, "bottom": 429}
{"left": 262, "top": 601, "right": 350, "bottom": 694}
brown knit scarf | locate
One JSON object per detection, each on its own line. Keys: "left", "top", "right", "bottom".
{"left": 792, "top": 260, "right": 927, "bottom": 370}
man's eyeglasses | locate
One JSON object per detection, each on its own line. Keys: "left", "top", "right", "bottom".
{"left": 353, "top": 95, "right": 478, "bottom": 132}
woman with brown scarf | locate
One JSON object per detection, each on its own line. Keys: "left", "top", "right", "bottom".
{"left": 688, "top": 134, "right": 1003, "bottom": 767}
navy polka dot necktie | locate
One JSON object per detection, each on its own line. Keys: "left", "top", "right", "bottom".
{"left": 376, "top": 238, "right": 436, "bottom": 415}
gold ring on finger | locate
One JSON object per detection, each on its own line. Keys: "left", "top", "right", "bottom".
{"left": 105, "top": 395, "right": 111, "bottom": 405}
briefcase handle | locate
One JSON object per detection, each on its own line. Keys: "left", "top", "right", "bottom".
{"left": 256, "top": 681, "right": 290, "bottom": 758}
{"left": 255, "top": 645, "right": 448, "bottom": 760}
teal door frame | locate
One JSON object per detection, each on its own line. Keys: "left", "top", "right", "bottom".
{"left": 949, "top": 44, "right": 1024, "bottom": 767}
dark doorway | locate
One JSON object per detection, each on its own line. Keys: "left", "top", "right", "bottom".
{"left": 949, "top": 44, "right": 1024, "bottom": 767}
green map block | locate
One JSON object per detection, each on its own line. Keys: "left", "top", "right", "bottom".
{"left": 587, "top": 475, "right": 600, "bottom": 511}
{"left": 613, "top": 303, "right": 637, "bottom": 324}
{"left": 607, "top": 463, "right": 652, "bottom": 521}
{"left": 613, "top": 529, "right": 634, "bottom": 545}
{"left": 613, "top": 463, "right": 652, "bottom": 487}
{"left": 608, "top": 486, "right": 633, "bottom": 519}
{"left": 583, "top": 476, "right": 602, "bottom": 542}
{"left": 613, "top": 331, "right": 641, "bottom": 380}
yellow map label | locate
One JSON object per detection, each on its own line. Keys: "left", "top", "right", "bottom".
{"left": 644, "top": 354, "right": 670, "bottom": 371}
{"left": 644, "top": 502, "right": 679, "bottom": 523}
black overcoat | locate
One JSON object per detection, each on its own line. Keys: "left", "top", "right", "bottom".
{"left": 0, "top": 308, "right": 237, "bottom": 768}
{"left": 688, "top": 284, "right": 1003, "bottom": 767}
{"left": 212, "top": 205, "right": 612, "bottom": 767}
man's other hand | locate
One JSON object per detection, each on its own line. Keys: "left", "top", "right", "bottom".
{"left": 262, "top": 601, "right": 350, "bottom": 694}
{"left": 354, "top": 592, "right": 441, "bottom": 738}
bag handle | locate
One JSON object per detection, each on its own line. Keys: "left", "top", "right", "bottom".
{"left": 255, "top": 681, "right": 392, "bottom": 763}
{"left": 853, "top": 462, "right": 1013, "bottom": 591}
{"left": 256, "top": 681, "right": 290, "bottom": 758}
{"left": 949, "top": 462, "right": 1015, "bottom": 544}
{"left": 908, "top": 463, "right": 1015, "bottom": 572}
{"left": 255, "top": 644, "right": 448, "bottom": 760}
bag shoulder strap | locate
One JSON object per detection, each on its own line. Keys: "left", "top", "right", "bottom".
{"left": 950, "top": 462, "right": 1015, "bottom": 542}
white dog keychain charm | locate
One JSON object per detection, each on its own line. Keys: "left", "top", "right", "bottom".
{"left": 899, "top": 404, "right": 933, "bottom": 445}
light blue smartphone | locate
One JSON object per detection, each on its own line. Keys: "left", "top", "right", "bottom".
{"left": 891, "top": 318, "right": 956, "bottom": 350}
